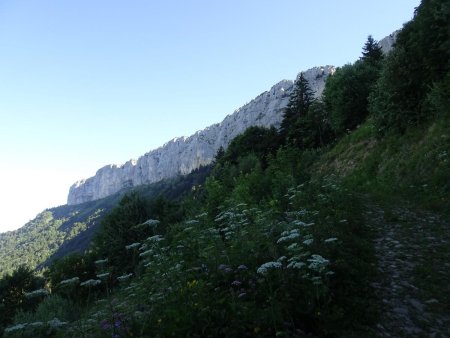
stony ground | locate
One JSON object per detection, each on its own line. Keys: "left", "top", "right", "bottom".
{"left": 365, "top": 201, "right": 450, "bottom": 337}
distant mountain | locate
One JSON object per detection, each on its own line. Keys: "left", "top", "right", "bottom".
{"left": 0, "top": 166, "right": 210, "bottom": 277}
{"left": 68, "top": 31, "right": 398, "bottom": 206}
{"left": 68, "top": 66, "right": 336, "bottom": 205}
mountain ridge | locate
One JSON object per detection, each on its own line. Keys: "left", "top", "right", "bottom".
{"left": 68, "top": 33, "right": 397, "bottom": 205}
{"left": 68, "top": 66, "right": 335, "bottom": 205}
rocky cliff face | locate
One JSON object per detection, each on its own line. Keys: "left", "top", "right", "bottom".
{"left": 379, "top": 31, "right": 399, "bottom": 54}
{"left": 67, "top": 66, "right": 335, "bottom": 205}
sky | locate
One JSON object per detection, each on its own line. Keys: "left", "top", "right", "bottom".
{"left": 0, "top": 0, "right": 420, "bottom": 232}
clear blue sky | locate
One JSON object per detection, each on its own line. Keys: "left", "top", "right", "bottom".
{"left": 0, "top": 0, "right": 420, "bottom": 231}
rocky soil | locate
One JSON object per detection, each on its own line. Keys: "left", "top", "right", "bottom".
{"left": 365, "top": 201, "right": 450, "bottom": 337}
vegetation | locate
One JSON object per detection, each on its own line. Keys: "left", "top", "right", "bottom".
{"left": 0, "top": 0, "right": 448, "bottom": 336}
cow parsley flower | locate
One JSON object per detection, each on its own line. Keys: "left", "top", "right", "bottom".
{"left": 147, "top": 235, "right": 164, "bottom": 242}
{"left": 25, "top": 288, "right": 49, "bottom": 298}
{"left": 142, "top": 219, "right": 160, "bottom": 227}
{"left": 4, "top": 323, "right": 27, "bottom": 333}
{"left": 60, "top": 277, "right": 80, "bottom": 286}
{"left": 139, "top": 249, "right": 153, "bottom": 257}
{"left": 47, "top": 318, "right": 67, "bottom": 327}
{"left": 29, "top": 321, "right": 44, "bottom": 327}
{"left": 125, "top": 242, "right": 140, "bottom": 250}
{"left": 117, "top": 273, "right": 133, "bottom": 282}
{"left": 287, "top": 243, "right": 298, "bottom": 250}
{"left": 80, "top": 279, "right": 101, "bottom": 287}
{"left": 95, "top": 258, "right": 108, "bottom": 265}
{"left": 308, "top": 255, "right": 329, "bottom": 271}
{"left": 96, "top": 273, "right": 110, "bottom": 279}
{"left": 303, "top": 239, "right": 314, "bottom": 246}
{"left": 257, "top": 262, "right": 282, "bottom": 275}
{"left": 324, "top": 237, "right": 338, "bottom": 243}
{"left": 277, "top": 229, "right": 300, "bottom": 243}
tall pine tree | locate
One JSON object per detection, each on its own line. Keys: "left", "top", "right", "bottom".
{"left": 280, "top": 73, "right": 315, "bottom": 143}
{"left": 361, "top": 35, "right": 383, "bottom": 63}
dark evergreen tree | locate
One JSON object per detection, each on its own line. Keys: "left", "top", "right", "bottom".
{"left": 361, "top": 35, "right": 383, "bottom": 63}
{"left": 280, "top": 73, "right": 315, "bottom": 143}
{"left": 214, "top": 146, "right": 225, "bottom": 163}
{"left": 290, "top": 101, "right": 334, "bottom": 149}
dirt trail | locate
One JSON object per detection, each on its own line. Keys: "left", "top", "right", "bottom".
{"left": 364, "top": 201, "right": 450, "bottom": 337}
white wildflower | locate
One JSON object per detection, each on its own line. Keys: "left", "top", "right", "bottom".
{"left": 303, "top": 239, "right": 314, "bottom": 246}
{"left": 324, "top": 237, "right": 338, "bottom": 243}
{"left": 80, "top": 279, "right": 101, "bottom": 287}
{"left": 287, "top": 243, "right": 298, "bottom": 250}
{"left": 257, "top": 261, "right": 282, "bottom": 275}
{"left": 117, "top": 273, "right": 133, "bottom": 282}
{"left": 277, "top": 256, "right": 287, "bottom": 262}
{"left": 125, "top": 242, "right": 140, "bottom": 250}
{"left": 94, "top": 258, "right": 108, "bottom": 265}
{"left": 147, "top": 235, "right": 164, "bottom": 242}
{"left": 142, "top": 219, "right": 160, "bottom": 227}
{"left": 292, "top": 220, "right": 314, "bottom": 227}
{"left": 25, "top": 288, "right": 49, "bottom": 298}
{"left": 139, "top": 249, "right": 153, "bottom": 257}
{"left": 277, "top": 229, "right": 300, "bottom": 243}
{"left": 29, "top": 321, "right": 44, "bottom": 327}
{"left": 47, "top": 318, "right": 67, "bottom": 327}
{"left": 96, "top": 273, "right": 110, "bottom": 279}
{"left": 185, "top": 220, "right": 199, "bottom": 225}
{"left": 308, "top": 255, "right": 329, "bottom": 271}
{"left": 4, "top": 323, "right": 27, "bottom": 333}
{"left": 60, "top": 277, "right": 80, "bottom": 286}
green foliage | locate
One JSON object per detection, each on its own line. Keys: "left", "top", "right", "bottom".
{"left": 370, "top": 0, "right": 450, "bottom": 133}
{"left": 91, "top": 193, "right": 151, "bottom": 275}
{"left": 1, "top": 2, "right": 448, "bottom": 336}
{"left": 361, "top": 35, "right": 383, "bottom": 63}
{"left": 218, "top": 126, "right": 280, "bottom": 167}
{"left": 288, "top": 101, "right": 335, "bottom": 149}
{"left": 324, "top": 58, "right": 381, "bottom": 135}
{"left": 0, "top": 266, "right": 45, "bottom": 331}
{"left": 280, "top": 73, "right": 315, "bottom": 143}
{"left": 13, "top": 294, "right": 76, "bottom": 324}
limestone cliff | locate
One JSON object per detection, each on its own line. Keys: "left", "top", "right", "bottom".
{"left": 68, "top": 66, "right": 335, "bottom": 205}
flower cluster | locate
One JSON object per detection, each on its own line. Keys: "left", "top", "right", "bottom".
{"left": 24, "top": 288, "right": 49, "bottom": 298}
{"left": 59, "top": 277, "right": 80, "bottom": 286}
{"left": 257, "top": 261, "right": 282, "bottom": 275}
{"left": 80, "top": 279, "right": 101, "bottom": 287}
{"left": 117, "top": 273, "right": 133, "bottom": 282}
{"left": 125, "top": 242, "right": 141, "bottom": 250}
{"left": 142, "top": 219, "right": 160, "bottom": 227}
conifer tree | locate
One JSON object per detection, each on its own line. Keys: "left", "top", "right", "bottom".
{"left": 361, "top": 35, "right": 383, "bottom": 62}
{"left": 280, "top": 73, "right": 315, "bottom": 141}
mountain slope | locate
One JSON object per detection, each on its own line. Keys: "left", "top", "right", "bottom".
{"left": 0, "top": 166, "right": 211, "bottom": 277}
{"left": 68, "top": 66, "right": 335, "bottom": 205}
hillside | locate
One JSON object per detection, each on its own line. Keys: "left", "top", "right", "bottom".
{"left": 0, "top": 166, "right": 210, "bottom": 277}
{"left": 67, "top": 66, "right": 335, "bottom": 205}
{"left": 0, "top": 0, "right": 448, "bottom": 336}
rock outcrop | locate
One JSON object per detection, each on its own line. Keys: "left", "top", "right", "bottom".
{"left": 67, "top": 66, "right": 335, "bottom": 205}
{"left": 379, "top": 31, "right": 399, "bottom": 54}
